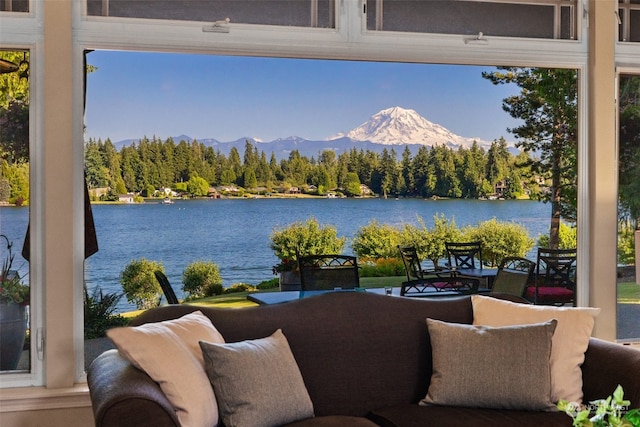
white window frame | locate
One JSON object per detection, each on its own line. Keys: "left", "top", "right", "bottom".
{"left": 1, "top": 0, "right": 599, "bottom": 390}
{"left": 0, "top": 3, "right": 45, "bottom": 388}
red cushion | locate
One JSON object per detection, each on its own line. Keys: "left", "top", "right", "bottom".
{"left": 525, "top": 286, "right": 574, "bottom": 303}
{"left": 432, "top": 281, "right": 455, "bottom": 290}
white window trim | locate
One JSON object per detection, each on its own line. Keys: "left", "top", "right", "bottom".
{"left": 5, "top": 0, "right": 628, "bottom": 390}
{"left": 0, "top": 4, "right": 45, "bottom": 388}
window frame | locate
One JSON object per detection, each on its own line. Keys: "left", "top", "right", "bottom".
{"left": 0, "top": 3, "right": 44, "bottom": 388}
{"left": 3, "top": 0, "right": 619, "bottom": 390}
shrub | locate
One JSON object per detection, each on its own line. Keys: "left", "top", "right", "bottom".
{"left": 400, "top": 214, "right": 461, "bottom": 269}
{"left": 536, "top": 222, "right": 578, "bottom": 250}
{"left": 182, "top": 260, "right": 223, "bottom": 299}
{"left": 223, "top": 283, "right": 257, "bottom": 294}
{"left": 269, "top": 217, "right": 346, "bottom": 261}
{"left": 352, "top": 220, "right": 402, "bottom": 259}
{"left": 256, "top": 278, "right": 279, "bottom": 290}
{"left": 84, "top": 286, "right": 129, "bottom": 339}
{"left": 120, "top": 258, "right": 164, "bottom": 309}
{"left": 618, "top": 222, "right": 636, "bottom": 265}
{"left": 464, "top": 218, "right": 534, "bottom": 267}
{"left": 358, "top": 257, "right": 405, "bottom": 277}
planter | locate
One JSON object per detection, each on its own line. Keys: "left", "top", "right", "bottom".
{"left": 0, "top": 302, "right": 27, "bottom": 371}
{"left": 279, "top": 270, "right": 301, "bottom": 291}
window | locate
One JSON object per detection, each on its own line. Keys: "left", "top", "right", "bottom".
{"left": 0, "top": 49, "right": 32, "bottom": 374}
{"left": 0, "top": 0, "right": 29, "bottom": 13}
{"left": 86, "top": 0, "right": 336, "bottom": 28}
{"left": 617, "top": 73, "right": 640, "bottom": 342}
{"left": 366, "top": 0, "right": 576, "bottom": 40}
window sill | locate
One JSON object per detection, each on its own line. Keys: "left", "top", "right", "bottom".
{"left": 0, "top": 384, "right": 91, "bottom": 413}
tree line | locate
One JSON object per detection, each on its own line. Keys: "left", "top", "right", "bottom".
{"left": 2, "top": 61, "right": 581, "bottom": 248}
{"left": 83, "top": 136, "right": 542, "bottom": 201}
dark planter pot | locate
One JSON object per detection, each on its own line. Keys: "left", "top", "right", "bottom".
{"left": 0, "top": 302, "right": 27, "bottom": 371}
{"left": 279, "top": 271, "right": 301, "bottom": 291}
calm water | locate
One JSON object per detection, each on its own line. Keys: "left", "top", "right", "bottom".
{"left": 1, "top": 198, "right": 550, "bottom": 312}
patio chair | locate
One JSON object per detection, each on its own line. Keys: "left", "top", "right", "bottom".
{"left": 525, "top": 248, "right": 577, "bottom": 306}
{"left": 489, "top": 256, "right": 535, "bottom": 304}
{"left": 154, "top": 270, "right": 179, "bottom": 305}
{"left": 297, "top": 254, "right": 360, "bottom": 291}
{"left": 445, "top": 241, "right": 483, "bottom": 270}
{"left": 398, "top": 246, "right": 473, "bottom": 295}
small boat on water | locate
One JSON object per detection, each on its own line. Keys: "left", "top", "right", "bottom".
{"left": 161, "top": 198, "right": 174, "bottom": 204}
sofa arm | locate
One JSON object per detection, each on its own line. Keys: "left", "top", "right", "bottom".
{"left": 87, "top": 350, "right": 179, "bottom": 427}
{"left": 582, "top": 338, "right": 640, "bottom": 408}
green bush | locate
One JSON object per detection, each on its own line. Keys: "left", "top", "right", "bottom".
{"left": 618, "top": 222, "right": 636, "bottom": 265}
{"left": 84, "top": 286, "right": 129, "bottom": 339}
{"left": 120, "top": 258, "right": 164, "bottom": 309}
{"left": 536, "top": 222, "right": 578, "bottom": 250}
{"left": 352, "top": 220, "right": 402, "bottom": 259}
{"left": 269, "top": 217, "right": 346, "bottom": 260}
{"left": 358, "top": 257, "right": 405, "bottom": 277}
{"left": 400, "top": 214, "right": 461, "bottom": 269}
{"left": 256, "top": 278, "right": 280, "bottom": 290}
{"left": 223, "top": 283, "right": 257, "bottom": 294}
{"left": 182, "top": 260, "right": 223, "bottom": 299}
{"left": 464, "top": 218, "right": 534, "bottom": 267}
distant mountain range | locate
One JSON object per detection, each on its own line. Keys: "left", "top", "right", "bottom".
{"left": 113, "top": 106, "right": 506, "bottom": 159}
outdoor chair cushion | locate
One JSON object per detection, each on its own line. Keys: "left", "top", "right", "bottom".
{"left": 525, "top": 286, "right": 574, "bottom": 304}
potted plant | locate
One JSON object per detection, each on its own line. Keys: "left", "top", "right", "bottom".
{"left": 558, "top": 385, "right": 640, "bottom": 427}
{"left": 0, "top": 234, "right": 29, "bottom": 370}
{"left": 272, "top": 258, "right": 300, "bottom": 291}
{"left": 269, "top": 218, "right": 346, "bottom": 291}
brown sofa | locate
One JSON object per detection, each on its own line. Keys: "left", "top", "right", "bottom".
{"left": 87, "top": 292, "right": 640, "bottom": 427}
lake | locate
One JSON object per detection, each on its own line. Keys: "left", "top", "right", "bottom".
{"left": 0, "top": 198, "right": 550, "bottom": 312}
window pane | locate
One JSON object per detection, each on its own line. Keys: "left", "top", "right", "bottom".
{"left": 0, "top": 49, "right": 30, "bottom": 373}
{"left": 630, "top": 10, "right": 640, "bottom": 42}
{"left": 0, "top": 0, "right": 29, "bottom": 12}
{"left": 83, "top": 53, "right": 581, "bottom": 363}
{"left": 367, "top": 0, "right": 574, "bottom": 40}
{"left": 86, "top": 0, "right": 336, "bottom": 28}
{"left": 617, "top": 74, "right": 640, "bottom": 342}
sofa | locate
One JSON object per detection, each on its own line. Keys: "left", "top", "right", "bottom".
{"left": 87, "top": 292, "right": 640, "bottom": 427}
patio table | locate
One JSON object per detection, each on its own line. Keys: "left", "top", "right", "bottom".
{"left": 247, "top": 286, "right": 490, "bottom": 305}
{"left": 438, "top": 267, "right": 499, "bottom": 289}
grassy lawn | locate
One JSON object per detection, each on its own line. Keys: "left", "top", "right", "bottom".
{"left": 618, "top": 282, "right": 640, "bottom": 304}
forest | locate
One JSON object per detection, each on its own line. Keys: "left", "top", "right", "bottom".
{"left": 81, "top": 136, "right": 540, "bottom": 201}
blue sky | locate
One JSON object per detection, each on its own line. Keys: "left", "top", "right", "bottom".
{"left": 84, "top": 50, "right": 521, "bottom": 144}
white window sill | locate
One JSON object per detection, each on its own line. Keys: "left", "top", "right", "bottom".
{"left": 0, "top": 384, "right": 91, "bottom": 413}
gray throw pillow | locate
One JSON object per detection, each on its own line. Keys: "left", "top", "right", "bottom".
{"left": 421, "top": 318, "right": 557, "bottom": 411}
{"left": 199, "top": 329, "right": 314, "bottom": 427}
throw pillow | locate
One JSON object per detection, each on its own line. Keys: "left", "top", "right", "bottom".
{"left": 471, "top": 294, "right": 600, "bottom": 403}
{"left": 107, "top": 310, "right": 224, "bottom": 427}
{"left": 199, "top": 329, "right": 314, "bottom": 427}
{"left": 422, "top": 318, "right": 558, "bottom": 411}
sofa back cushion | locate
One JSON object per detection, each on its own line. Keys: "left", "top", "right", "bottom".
{"left": 132, "top": 292, "right": 474, "bottom": 417}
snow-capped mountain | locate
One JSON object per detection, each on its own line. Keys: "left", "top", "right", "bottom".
{"left": 112, "top": 106, "right": 497, "bottom": 158}
{"left": 330, "top": 106, "right": 489, "bottom": 149}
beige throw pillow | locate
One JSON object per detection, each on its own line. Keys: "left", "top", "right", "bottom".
{"left": 471, "top": 295, "right": 600, "bottom": 403}
{"left": 199, "top": 329, "right": 315, "bottom": 427}
{"left": 422, "top": 318, "right": 557, "bottom": 411}
{"left": 107, "top": 310, "right": 224, "bottom": 427}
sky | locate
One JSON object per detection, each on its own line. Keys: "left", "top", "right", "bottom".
{"left": 84, "top": 50, "right": 522, "bottom": 144}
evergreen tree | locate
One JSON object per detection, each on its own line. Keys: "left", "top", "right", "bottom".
{"left": 483, "top": 67, "right": 578, "bottom": 248}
